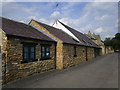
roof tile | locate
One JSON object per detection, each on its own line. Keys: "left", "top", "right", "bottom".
{"left": 33, "top": 20, "right": 83, "bottom": 45}
{"left": 0, "top": 17, "right": 55, "bottom": 42}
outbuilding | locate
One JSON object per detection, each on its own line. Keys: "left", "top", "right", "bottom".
{"left": 29, "top": 20, "right": 101, "bottom": 69}
{"left": 0, "top": 17, "right": 56, "bottom": 83}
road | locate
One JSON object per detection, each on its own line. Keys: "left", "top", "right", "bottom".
{"left": 3, "top": 53, "right": 118, "bottom": 88}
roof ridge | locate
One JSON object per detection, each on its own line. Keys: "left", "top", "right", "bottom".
{"left": 1, "top": 17, "right": 55, "bottom": 42}
{"left": 33, "top": 19, "right": 80, "bottom": 42}
{"left": 1, "top": 17, "right": 46, "bottom": 35}
{"left": 30, "top": 25, "right": 57, "bottom": 42}
{"left": 1, "top": 17, "right": 31, "bottom": 27}
{"left": 58, "top": 20, "right": 83, "bottom": 34}
{"left": 58, "top": 21, "right": 91, "bottom": 39}
{"left": 32, "top": 20, "right": 82, "bottom": 44}
{"left": 58, "top": 20, "right": 100, "bottom": 48}
{"left": 33, "top": 19, "right": 73, "bottom": 35}
{"left": 57, "top": 20, "right": 82, "bottom": 42}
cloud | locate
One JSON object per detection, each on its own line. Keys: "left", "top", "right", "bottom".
{"left": 93, "top": 0, "right": 119, "bottom": 2}
{"left": 39, "top": 18, "right": 54, "bottom": 25}
{"left": 59, "top": 2, "right": 117, "bottom": 40}
{"left": 51, "top": 11, "right": 61, "bottom": 19}
{"left": 2, "top": 2, "right": 38, "bottom": 21}
{"left": 19, "top": 20, "right": 25, "bottom": 23}
{"left": 80, "top": 24, "right": 93, "bottom": 32}
{"left": 59, "top": 18, "right": 72, "bottom": 25}
{"left": 39, "top": 18, "right": 47, "bottom": 22}
{"left": 1, "top": 0, "right": 119, "bottom": 2}
{"left": 1, "top": 2, "right": 117, "bottom": 40}
{"left": 28, "top": 16, "right": 36, "bottom": 19}
{"left": 94, "top": 27, "right": 103, "bottom": 33}
{"left": 105, "top": 35, "right": 111, "bottom": 38}
{"left": 95, "top": 15, "right": 111, "bottom": 21}
{"left": 1, "top": 0, "right": 16, "bottom": 2}
{"left": 62, "top": 2, "right": 78, "bottom": 10}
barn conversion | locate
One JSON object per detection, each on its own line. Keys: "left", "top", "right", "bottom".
{"left": 0, "top": 17, "right": 101, "bottom": 84}
{"left": 0, "top": 17, "right": 56, "bottom": 83}
{"left": 29, "top": 19, "right": 101, "bottom": 69}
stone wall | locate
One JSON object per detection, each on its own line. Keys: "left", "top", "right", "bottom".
{"left": 87, "top": 47, "right": 95, "bottom": 60}
{"left": 0, "top": 30, "right": 7, "bottom": 86}
{"left": 0, "top": 29, "right": 8, "bottom": 88}
{"left": 0, "top": 29, "right": 3, "bottom": 87}
{"left": 56, "top": 41, "right": 63, "bottom": 69}
{"left": 63, "top": 44, "right": 86, "bottom": 68}
{"left": 100, "top": 46, "right": 105, "bottom": 55}
{"left": 30, "top": 20, "right": 64, "bottom": 70}
{"left": 3, "top": 36, "right": 56, "bottom": 83}
{"left": 0, "top": 30, "right": 7, "bottom": 53}
{"left": 105, "top": 46, "right": 114, "bottom": 54}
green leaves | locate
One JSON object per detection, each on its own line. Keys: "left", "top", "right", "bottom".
{"left": 104, "top": 37, "right": 111, "bottom": 46}
{"left": 104, "top": 33, "right": 120, "bottom": 50}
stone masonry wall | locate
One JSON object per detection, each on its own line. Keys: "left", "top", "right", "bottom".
{"left": 30, "top": 20, "right": 64, "bottom": 70}
{"left": 0, "top": 30, "right": 7, "bottom": 54}
{"left": 0, "top": 29, "right": 2, "bottom": 89}
{"left": 63, "top": 44, "right": 86, "bottom": 68}
{"left": 3, "top": 37, "right": 56, "bottom": 83}
{"left": 56, "top": 41, "right": 63, "bottom": 69}
{"left": 87, "top": 47, "right": 95, "bottom": 60}
{"left": 30, "top": 20, "right": 96, "bottom": 69}
{"left": 0, "top": 30, "right": 7, "bottom": 85}
{"left": 100, "top": 46, "right": 105, "bottom": 55}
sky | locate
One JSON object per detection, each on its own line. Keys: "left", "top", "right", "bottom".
{"left": 1, "top": 1, "right": 118, "bottom": 40}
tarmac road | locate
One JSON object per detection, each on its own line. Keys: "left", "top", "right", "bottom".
{"left": 3, "top": 53, "right": 118, "bottom": 88}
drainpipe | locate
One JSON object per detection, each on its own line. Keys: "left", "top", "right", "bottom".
{"left": 86, "top": 47, "right": 88, "bottom": 61}
{"left": 0, "top": 46, "right": 2, "bottom": 88}
{"left": 3, "top": 52, "right": 7, "bottom": 84}
{"left": 1, "top": 52, "right": 6, "bottom": 84}
{"left": 94, "top": 48, "right": 96, "bottom": 58}
{"left": 54, "top": 42, "right": 57, "bottom": 69}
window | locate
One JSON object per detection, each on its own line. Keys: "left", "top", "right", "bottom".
{"left": 23, "top": 44, "right": 36, "bottom": 62}
{"left": 41, "top": 45, "right": 50, "bottom": 60}
{"left": 74, "top": 46, "right": 77, "bottom": 57}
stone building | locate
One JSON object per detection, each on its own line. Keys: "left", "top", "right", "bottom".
{"left": 85, "top": 31, "right": 106, "bottom": 55}
{"left": 1, "top": 17, "right": 101, "bottom": 84}
{"left": 29, "top": 20, "right": 101, "bottom": 69}
{"left": 0, "top": 17, "right": 56, "bottom": 83}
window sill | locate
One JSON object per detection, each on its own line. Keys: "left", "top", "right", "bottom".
{"left": 40, "top": 57, "right": 51, "bottom": 60}
{"left": 21, "top": 59, "right": 38, "bottom": 64}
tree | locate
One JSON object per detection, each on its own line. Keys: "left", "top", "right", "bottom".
{"left": 104, "top": 37, "right": 111, "bottom": 46}
{"left": 115, "top": 33, "right": 120, "bottom": 40}
{"left": 112, "top": 33, "right": 120, "bottom": 50}
{"left": 111, "top": 38, "right": 120, "bottom": 50}
{"left": 104, "top": 33, "right": 120, "bottom": 50}
{"left": 105, "top": 33, "right": 120, "bottom": 50}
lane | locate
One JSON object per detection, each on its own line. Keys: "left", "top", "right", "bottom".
{"left": 4, "top": 53, "right": 118, "bottom": 88}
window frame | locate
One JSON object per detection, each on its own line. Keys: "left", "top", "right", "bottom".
{"left": 74, "top": 46, "right": 77, "bottom": 57}
{"left": 22, "top": 42, "right": 37, "bottom": 63}
{"left": 41, "top": 45, "right": 51, "bottom": 60}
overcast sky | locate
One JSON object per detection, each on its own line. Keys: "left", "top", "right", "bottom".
{"left": 1, "top": 2, "right": 118, "bottom": 40}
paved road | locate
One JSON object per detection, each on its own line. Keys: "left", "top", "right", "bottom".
{"left": 3, "top": 53, "right": 118, "bottom": 88}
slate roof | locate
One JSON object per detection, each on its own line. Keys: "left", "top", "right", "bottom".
{"left": 32, "top": 20, "right": 100, "bottom": 48}
{"left": 58, "top": 21, "right": 100, "bottom": 48}
{"left": 0, "top": 17, "right": 55, "bottom": 42}
{"left": 32, "top": 20, "right": 83, "bottom": 45}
